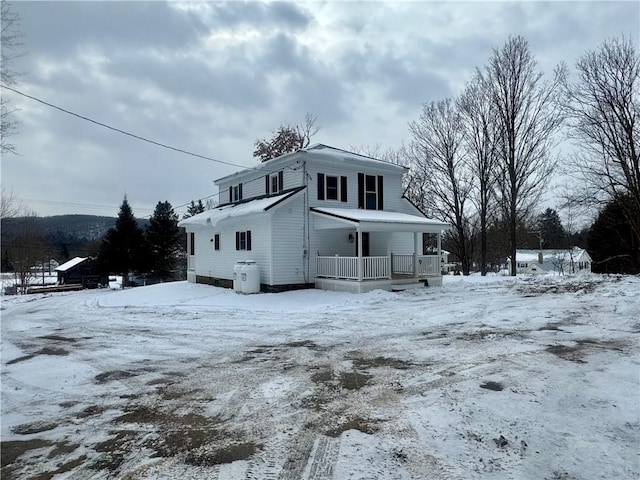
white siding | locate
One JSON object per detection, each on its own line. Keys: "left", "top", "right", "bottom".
{"left": 217, "top": 168, "right": 305, "bottom": 203}
{"left": 270, "top": 197, "right": 308, "bottom": 285}
{"left": 188, "top": 215, "right": 272, "bottom": 284}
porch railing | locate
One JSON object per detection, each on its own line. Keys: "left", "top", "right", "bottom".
{"left": 392, "top": 255, "right": 441, "bottom": 276}
{"left": 317, "top": 254, "right": 440, "bottom": 281}
{"left": 316, "top": 255, "right": 390, "bottom": 280}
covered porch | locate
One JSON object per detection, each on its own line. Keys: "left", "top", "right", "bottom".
{"left": 311, "top": 207, "right": 450, "bottom": 293}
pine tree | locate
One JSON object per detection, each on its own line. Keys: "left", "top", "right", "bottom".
{"left": 587, "top": 197, "right": 640, "bottom": 274}
{"left": 97, "top": 197, "right": 147, "bottom": 286}
{"left": 146, "top": 201, "right": 181, "bottom": 281}
{"left": 537, "top": 208, "right": 566, "bottom": 249}
{"left": 183, "top": 200, "right": 205, "bottom": 219}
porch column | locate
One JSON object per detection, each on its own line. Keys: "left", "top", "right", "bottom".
{"left": 413, "top": 232, "right": 420, "bottom": 279}
{"left": 437, "top": 231, "right": 442, "bottom": 275}
{"left": 357, "top": 228, "right": 363, "bottom": 281}
{"left": 387, "top": 234, "right": 392, "bottom": 279}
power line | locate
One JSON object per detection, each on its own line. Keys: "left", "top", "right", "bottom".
{"left": 1, "top": 84, "right": 247, "bottom": 169}
{"left": 3, "top": 84, "right": 307, "bottom": 213}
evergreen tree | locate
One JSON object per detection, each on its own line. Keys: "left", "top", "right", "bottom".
{"left": 97, "top": 197, "right": 147, "bottom": 286}
{"left": 537, "top": 208, "right": 566, "bottom": 249}
{"left": 146, "top": 201, "right": 181, "bottom": 281}
{"left": 183, "top": 200, "right": 205, "bottom": 219}
{"left": 587, "top": 198, "right": 640, "bottom": 274}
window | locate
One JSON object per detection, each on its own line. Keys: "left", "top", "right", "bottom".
{"left": 266, "top": 171, "right": 284, "bottom": 195}
{"left": 317, "top": 173, "right": 348, "bottom": 202}
{"left": 235, "top": 230, "right": 252, "bottom": 251}
{"left": 214, "top": 234, "right": 220, "bottom": 251}
{"left": 358, "top": 173, "right": 383, "bottom": 210}
{"left": 229, "top": 183, "right": 243, "bottom": 203}
{"left": 189, "top": 232, "right": 195, "bottom": 255}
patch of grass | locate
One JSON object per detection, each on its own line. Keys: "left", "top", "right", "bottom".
{"left": 77, "top": 405, "right": 106, "bottom": 419}
{"left": 35, "top": 347, "right": 69, "bottom": 356}
{"left": 310, "top": 368, "right": 334, "bottom": 384}
{"left": 480, "top": 381, "right": 504, "bottom": 391}
{"left": 351, "top": 356, "right": 413, "bottom": 370}
{"left": 184, "top": 441, "right": 260, "bottom": 466}
{"left": 339, "top": 371, "right": 371, "bottom": 391}
{"left": 94, "top": 370, "right": 137, "bottom": 384}
{"left": 30, "top": 455, "right": 87, "bottom": 480}
{"left": 6, "top": 354, "right": 36, "bottom": 365}
{"left": 48, "top": 441, "right": 80, "bottom": 458}
{"left": 12, "top": 421, "right": 57, "bottom": 435}
{"left": 38, "top": 335, "right": 77, "bottom": 343}
{"left": 1, "top": 439, "right": 53, "bottom": 468}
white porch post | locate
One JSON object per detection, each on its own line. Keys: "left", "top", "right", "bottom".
{"left": 413, "top": 232, "right": 420, "bottom": 279}
{"left": 387, "top": 234, "right": 392, "bottom": 279}
{"left": 437, "top": 231, "right": 442, "bottom": 275}
{"left": 357, "top": 228, "right": 363, "bottom": 281}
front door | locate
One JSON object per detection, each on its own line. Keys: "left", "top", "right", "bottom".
{"left": 355, "top": 232, "right": 370, "bottom": 257}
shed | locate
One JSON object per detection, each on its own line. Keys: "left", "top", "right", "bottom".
{"left": 55, "top": 257, "right": 108, "bottom": 288}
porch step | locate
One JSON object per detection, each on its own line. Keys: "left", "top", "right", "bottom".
{"left": 391, "top": 282, "right": 426, "bottom": 292}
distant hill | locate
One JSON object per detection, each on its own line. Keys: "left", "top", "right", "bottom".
{"left": 1, "top": 215, "right": 150, "bottom": 267}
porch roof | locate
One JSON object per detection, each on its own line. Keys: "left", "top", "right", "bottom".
{"left": 179, "top": 188, "right": 302, "bottom": 228}
{"left": 310, "top": 207, "right": 450, "bottom": 233}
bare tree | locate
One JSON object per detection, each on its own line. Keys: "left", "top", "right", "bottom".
{"left": 458, "top": 74, "right": 500, "bottom": 275}
{"left": 560, "top": 36, "right": 640, "bottom": 249}
{"left": 480, "top": 36, "right": 564, "bottom": 276}
{"left": 253, "top": 113, "right": 319, "bottom": 162}
{"left": 4, "top": 214, "right": 47, "bottom": 293}
{"left": 1, "top": 187, "right": 24, "bottom": 218}
{"left": 1, "top": 1, "right": 24, "bottom": 155}
{"left": 407, "top": 98, "right": 474, "bottom": 274}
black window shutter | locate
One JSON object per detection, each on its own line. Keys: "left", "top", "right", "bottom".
{"left": 340, "top": 176, "right": 348, "bottom": 202}
{"left": 278, "top": 171, "right": 284, "bottom": 191}
{"left": 358, "top": 173, "right": 364, "bottom": 209}
{"left": 246, "top": 231, "right": 252, "bottom": 251}
{"left": 235, "top": 231, "right": 240, "bottom": 250}
{"left": 317, "top": 173, "right": 325, "bottom": 200}
{"left": 190, "top": 232, "right": 195, "bottom": 255}
{"left": 265, "top": 175, "right": 270, "bottom": 194}
{"left": 377, "top": 175, "right": 384, "bottom": 210}
{"left": 229, "top": 187, "right": 233, "bottom": 203}
{"left": 238, "top": 183, "right": 243, "bottom": 200}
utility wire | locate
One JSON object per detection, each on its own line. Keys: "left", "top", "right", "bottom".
{"left": 1, "top": 84, "right": 246, "bottom": 169}
{"left": 3, "top": 84, "right": 306, "bottom": 214}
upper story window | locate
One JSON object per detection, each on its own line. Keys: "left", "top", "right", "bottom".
{"left": 229, "top": 183, "right": 243, "bottom": 203}
{"left": 317, "top": 173, "right": 347, "bottom": 202}
{"left": 214, "top": 234, "right": 220, "bottom": 251}
{"left": 358, "top": 173, "right": 383, "bottom": 210}
{"left": 266, "top": 171, "right": 284, "bottom": 195}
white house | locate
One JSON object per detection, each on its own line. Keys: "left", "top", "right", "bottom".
{"left": 179, "top": 144, "right": 450, "bottom": 293}
{"left": 509, "top": 248, "right": 593, "bottom": 275}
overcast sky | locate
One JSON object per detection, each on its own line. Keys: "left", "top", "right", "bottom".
{"left": 2, "top": 1, "right": 638, "bottom": 218}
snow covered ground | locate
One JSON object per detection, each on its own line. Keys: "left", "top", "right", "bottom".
{"left": 1, "top": 274, "right": 638, "bottom": 479}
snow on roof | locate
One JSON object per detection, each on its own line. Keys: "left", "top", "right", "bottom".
{"left": 55, "top": 257, "right": 88, "bottom": 272}
{"left": 511, "top": 248, "right": 591, "bottom": 263}
{"left": 311, "top": 207, "right": 450, "bottom": 232}
{"left": 179, "top": 190, "right": 299, "bottom": 228}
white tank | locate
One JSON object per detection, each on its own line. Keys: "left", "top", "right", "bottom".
{"left": 241, "top": 260, "right": 260, "bottom": 294}
{"left": 233, "top": 261, "right": 245, "bottom": 292}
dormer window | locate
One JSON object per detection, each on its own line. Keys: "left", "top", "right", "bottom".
{"left": 229, "top": 183, "right": 243, "bottom": 203}
{"left": 266, "top": 171, "right": 284, "bottom": 195}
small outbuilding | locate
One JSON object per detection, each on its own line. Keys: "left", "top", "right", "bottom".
{"left": 55, "top": 257, "right": 108, "bottom": 289}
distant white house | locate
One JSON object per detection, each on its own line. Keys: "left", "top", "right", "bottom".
{"left": 507, "top": 248, "right": 592, "bottom": 275}
{"left": 179, "top": 144, "right": 451, "bottom": 293}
